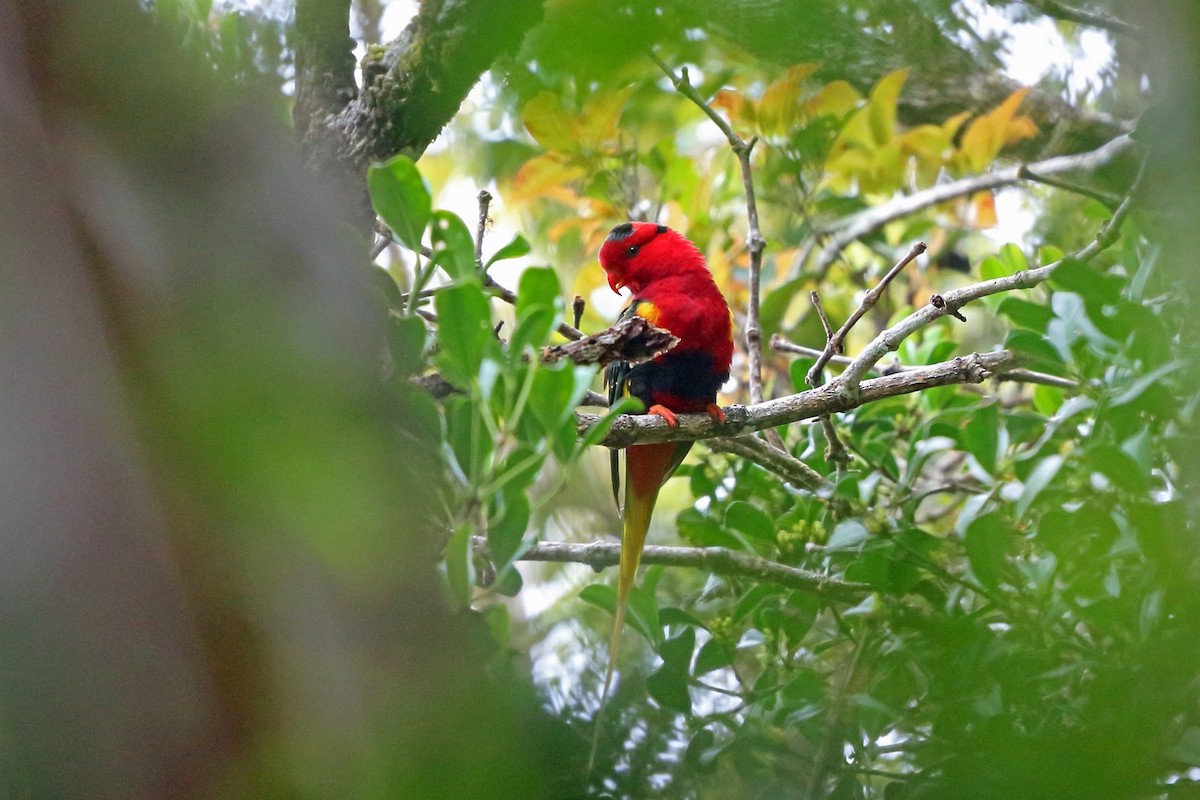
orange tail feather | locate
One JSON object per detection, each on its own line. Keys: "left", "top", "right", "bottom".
{"left": 588, "top": 441, "right": 688, "bottom": 773}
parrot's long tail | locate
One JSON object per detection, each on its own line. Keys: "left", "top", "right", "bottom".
{"left": 587, "top": 442, "right": 685, "bottom": 775}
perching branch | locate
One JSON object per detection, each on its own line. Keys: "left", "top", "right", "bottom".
{"left": 581, "top": 350, "right": 1022, "bottom": 448}
{"left": 794, "top": 134, "right": 1136, "bottom": 280}
{"left": 483, "top": 538, "right": 868, "bottom": 601}
{"left": 771, "top": 337, "right": 1079, "bottom": 391}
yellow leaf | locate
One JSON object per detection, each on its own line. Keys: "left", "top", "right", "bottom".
{"left": 868, "top": 68, "right": 908, "bottom": 146}
{"left": 577, "top": 85, "right": 637, "bottom": 151}
{"left": 1004, "top": 115, "right": 1039, "bottom": 146}
{"left": 509, "top": 153, "right": 587, "bottom": 203}
{"left": 972, "top": 190, "right": 998, "bottom": 228}
{"left": 957, "top": 88, "right": 1037, "bottom": 172}
{"left": 521, "top": 92, "right": 577, "bottom": 152}
{"left": 800, "top": 79, "right": 862, "bottom": 120}
{"left": 960, "top": 115, "right": 997, "bottom": 173}
{"left": 900, "top": 125, "right": 952, "bottom": 158}
{"left": 940, "top": 110, "right": 973, "bottom": 141}
{"left": 901, "top": 125, "right": 953, "bottom": 187}
{"left": 712, "top": 89, "right": 755, "bottom": 128}
{"left": 989, "top": 87, "right": 1031, "bottom": 131}
{"left": 758, "top": 63, "right": 820, "bottom": 135}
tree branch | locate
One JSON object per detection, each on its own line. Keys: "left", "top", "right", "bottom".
{"left": 833, "top": 177, "right": 1141, "bottom": 392}
{"left": 484, "top": 538, "right": 868, "bottom": 601}
{"left": 806, "top": 242, "right": 926, "bottom": 386}
{"left": 1023, "top": 0, "right": 1143, "bottom": 39}
{"left": 771, "top": 337, "right": 1079, "bottom": 391}
{"left": 293, "top": 0, "right": 361, "bottom": 221}
{"left": 706, "top": 435, "right": 831, "bottom": 493}
{"left": 581, "top": 350, "right": 1022, "bottom": 448}
{"left": 794, "top": 134, "right": 1136, "bottom": 280}
{"left": 334, "top": 0, "right": 543, "bottom": 172}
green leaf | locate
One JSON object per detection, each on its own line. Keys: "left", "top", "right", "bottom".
{"left": 826, "top": 519, "right": 869, "bottom": 551}
{"left": 659, "top": 607, "right": 707, "bottom": 629}
{"left": 442, "top": 522, "right": 474, "bottom": 609}
{"left": 430, "top": 211, "right": 477, "bottom": 281}
{"left": 997, "top": 297, "right": 1053, "bottom": 333}
{"left": 724, "top": 501, "right": 776, "bottom": 543}
{"left": 580, "top": 396, "right": 642, "bottom": 450}
{"left": 626, "top": 584, "right": 661, "bottom": 646}
{"left": 646, "top": 627, "right": 694, "bottom": 714}
{"left": 511, "top": 266, "right": 563, "bottom": 354}
{"left": 677, "top": 507, "right": 742, "bottom": 549}
{"left": 961, "top": 402, "right": 999, "bottom": 474}
{"left": 780, "top": 668, "right": 825, "bottom": 706}
{"left": 997, "top": 243, "right": 1028, "bottom": 273}
{"left": 434, "top": 281, "right": 492, "bottom": 386}
{"left": 1004, "top": 329, "right": 1065, "bottom": 372}
{"left": 488, "top": 489, "right": 530, "bottom": 568}
{"left": 694, "top": 638, "right": 735, "bottom": 676}
{"left": 965, "top": 512, "right": 1010, "bottom": 591}
{"left": 1050, "top": 258, "right": 1123, "bottom": 305}
{"left": 367, "top": 155, "right": 431, "bottom": 251}
{"left": 1086, "top": 445, "right": 1148, "bottom": 493}
{"left": 1015, "top": 454, "right": 1063, "bottom": 518}
{"left": 388, "top": 314, "right": 427, "bottom": 379}
{"left": 579, "top": 583, "right": 616, "bottom": 614}
{"left": 732, "top": 584, "right": 784, "bottom": 625}
{"left": 979, "top": 254, "right": 1007, "bottom": 281}
{"left": 485, "top": 233, "right": 532, "bottom": 269}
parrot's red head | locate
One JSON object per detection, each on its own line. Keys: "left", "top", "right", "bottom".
{"left": 598, "top": 222, "right": 707, "bottom": 295}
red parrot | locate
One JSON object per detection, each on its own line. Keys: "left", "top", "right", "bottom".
{"left": 590, "top": 221, "right": 733, "bottom": 766}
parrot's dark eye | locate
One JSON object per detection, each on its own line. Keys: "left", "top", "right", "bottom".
{"left": 627, "top": 245, "right": 639, "bottom": 257}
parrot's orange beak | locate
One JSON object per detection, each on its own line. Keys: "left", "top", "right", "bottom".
{"left": 607, "top": 272, "right": 625, "bottom": 294}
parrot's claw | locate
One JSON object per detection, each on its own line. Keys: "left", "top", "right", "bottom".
{"left": 705, "top": 403, "right": 726, "bottom": 424}
{"left": 646, "top": 404, "right": 679, "bottom": 427}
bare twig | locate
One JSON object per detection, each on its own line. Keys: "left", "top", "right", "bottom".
{"left": 771, "top": 336, "right": 1079, "bottom": 390}
{"left": 370, "top": 235, "right": 392, "bottom": 260}
{"left": 581, "top": 390, "right": 609, "bottom": 407}
{"left": 478, "top": 537, "right": 869, "bottom": 601}
{"left": 649, "top": 52, "right": 781, "bottom": 447}
{"left": 582, "top": 350, "right": 1023, "bottom": 448}
{"left": 793, "top": 134, "right": 1135, "bottom": 280}
{"left": 474, "top": 189, "right": 492, "bottom": 270}
{"left": 573, "top": 295, "right": 586, "bottom": 330}
{"left": 819, "top": 416, "right": 850, "bottom": 467}
{"left": 810, "top": 291, "right": 835, "bottom": 341}
{"left": 807, "top": 289, "right": 855, "bottom": 466}
{"left": 1023, "top": 0, "right": 1143, "bottom": 39}
{"left": 706, "top": 435, "right": 830, "bottom": 492}
{"left": 1017, "top": 164, "right": 1121, "bottom": 208}
{"left": 806, "top": 243, "right": 926, "bottom": 387}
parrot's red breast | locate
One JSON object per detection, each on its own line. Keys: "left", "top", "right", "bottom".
{"left": 589, "top": 222, "right": 733, "bottom": 771}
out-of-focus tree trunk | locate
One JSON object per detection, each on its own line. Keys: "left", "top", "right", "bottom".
{"left": 0, "top": 1, "right": 554, "bottom": 797}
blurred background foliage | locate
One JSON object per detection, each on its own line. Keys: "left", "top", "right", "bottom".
{"left": 1, "top": 0, "right": 1197, "bottom": 799}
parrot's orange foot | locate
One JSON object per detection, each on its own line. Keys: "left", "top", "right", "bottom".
{"left": 705, "top": 403, "right": 727, "bottom": 424}
{"left": 646, "top": 404, "right": 679, "bottom": 427}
